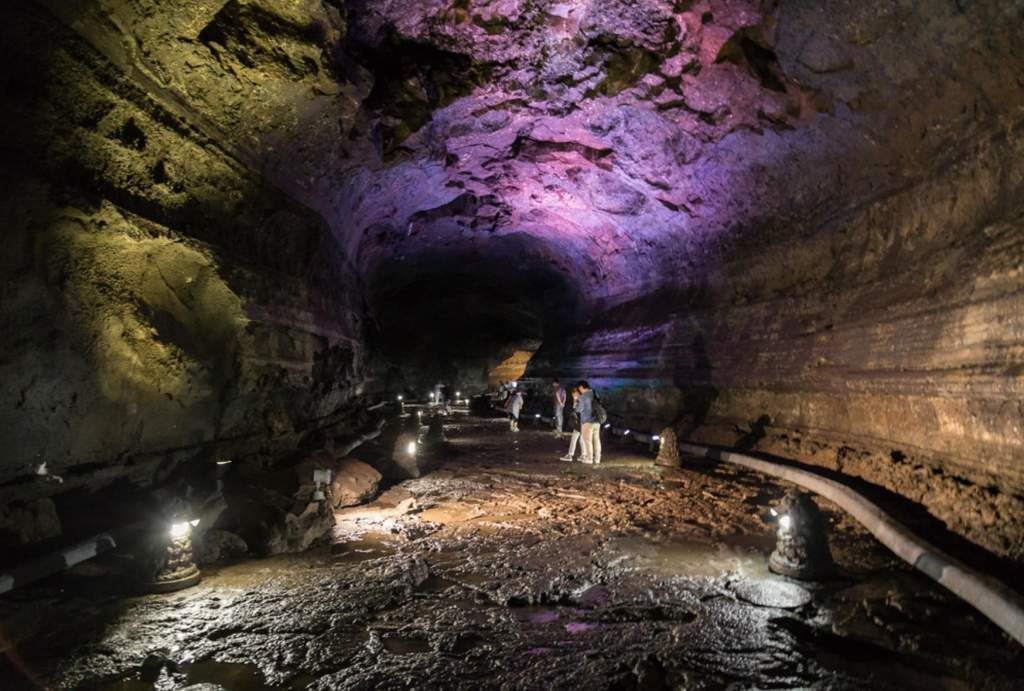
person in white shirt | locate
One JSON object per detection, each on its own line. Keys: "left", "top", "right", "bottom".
{"left": 508, "top": 389, "right": 524, "bottom": 432}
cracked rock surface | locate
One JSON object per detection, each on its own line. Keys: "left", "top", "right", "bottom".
{"left": 2, "top": 418, "right": 1020, "bottom": 690}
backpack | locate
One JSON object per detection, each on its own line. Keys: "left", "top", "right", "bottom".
{"left": 593, "top": 396, "right": 608, "bottom": 424}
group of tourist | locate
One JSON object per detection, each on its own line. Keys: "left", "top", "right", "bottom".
{"left": 499, "top": 379, "right": 605, "bottom": 464}
{"left": 553, "top": 379, "right": 604, "bottom": 464}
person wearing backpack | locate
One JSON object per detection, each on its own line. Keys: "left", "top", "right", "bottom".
{"left": 574, "top": 380, "right": 603, "bottom": 464}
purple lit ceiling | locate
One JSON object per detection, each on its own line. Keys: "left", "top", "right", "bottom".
{"left": 265, "top": 0, "right": 1020, "bottom": 311}
{"left": 43, "top": 0, "right": 1021, "bottom": 359}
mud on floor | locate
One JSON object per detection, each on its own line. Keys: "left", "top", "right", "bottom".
{"left": 1, "top": 418, "right": 1021, "bottom": 690}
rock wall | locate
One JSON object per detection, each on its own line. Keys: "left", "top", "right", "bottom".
{"left": 2, "top": 0, "right": 1023, "bottom": 564}
{"left": 0, "top": 2, "right": 368, "bottom": 543}
{"left": 533, "top": 126, "right": 1024, "bottom": 559}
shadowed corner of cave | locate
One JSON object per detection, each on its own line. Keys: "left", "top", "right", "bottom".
{"left": 2, "top": 0, "right": 1024, "bottom": 689}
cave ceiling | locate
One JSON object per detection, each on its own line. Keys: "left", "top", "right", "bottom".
{"left": 31, "top": 0, "right": 1024, "bottom": 306}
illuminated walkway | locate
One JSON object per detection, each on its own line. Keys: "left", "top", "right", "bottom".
{"left": 2, "top": 418, "right": 1021, "bottom": 690}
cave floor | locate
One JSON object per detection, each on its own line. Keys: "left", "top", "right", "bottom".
{"left": 2, "top": 416, "right": 1022, "bottom": 690}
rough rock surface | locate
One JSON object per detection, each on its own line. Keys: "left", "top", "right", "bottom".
{"left": 0, "top": 1, "right": 369, "bottom": 542}
{"left": 2, "top": 421, "right": 1020, "bottom": 690}
{"left": 0, "top": 498, "right": 62, "bottom": 549}
{"left": 194, "top": 529, "right": 248, "bottom": 566}
{"left": 1, "top": 0, "right": 1023, "bottom": 561}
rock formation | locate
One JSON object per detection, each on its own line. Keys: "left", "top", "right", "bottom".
{"left": 1, "top": 0, "right": 1022, "bottom": 560}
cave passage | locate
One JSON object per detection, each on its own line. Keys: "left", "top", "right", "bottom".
{"left": 2, "top": 0, "right": 1024, "bottom": 689}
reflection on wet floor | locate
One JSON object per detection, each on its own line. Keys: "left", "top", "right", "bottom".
{"left": 328, "top": 531, "right": 397, "bottom": 563}
{"left": 603, "top": 534, "right": 774, "bottom": 579}
{"left": 4, "top": 417, "right": 1023, "bottom": 690}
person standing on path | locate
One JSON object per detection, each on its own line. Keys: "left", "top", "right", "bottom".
{"left": 552, "top": 379, "right": 567, "bottom": 438}
{"left": 574, "top": 380, "right": 602, "bottom": 464}
{"left": 560, "top": 388, "right": 582, "bottom": 462}
{"left": 508, "top": 389, "right": 524, "bottom": 432}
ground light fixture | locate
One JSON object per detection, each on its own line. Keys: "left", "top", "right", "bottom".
{"left": 149, "top": 517, "right": 202, "bottom": 593}
{"left": 768, "top": 490, "right": 833, "bottom": 580}
{"left": 407, "top": 441, "right": 417, "bottom": 456}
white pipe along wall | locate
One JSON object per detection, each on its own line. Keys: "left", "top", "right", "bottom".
{"left": 676, "top": 441, "right": 1024, "bottom": 646}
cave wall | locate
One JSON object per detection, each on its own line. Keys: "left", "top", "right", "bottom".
{"left": 2, "top": 0, "right": 1023, "bottom": 562}
{"left": 533, "top": 126, "right": 1024, "bottom": 558}
{"left": 0, "top": 2, "right": 368, "bottom": 537}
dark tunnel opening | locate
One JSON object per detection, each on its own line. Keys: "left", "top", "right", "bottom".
{"left": 364, "top": 237, "right": 584, "bottom": 394}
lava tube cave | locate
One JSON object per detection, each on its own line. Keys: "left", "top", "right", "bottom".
{"left": 1, "top": 1, "right": 1023, "bottom": 689}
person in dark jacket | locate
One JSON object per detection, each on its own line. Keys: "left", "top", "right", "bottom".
{"left": 574, "top": 380, "right": 601, "bottom": 464}
{"left": 559, "top": 388, "right": 582, "bottom": 462}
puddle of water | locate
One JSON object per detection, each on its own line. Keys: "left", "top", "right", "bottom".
{"left": 183, "top": 660, "right": 274, "bottom": 690}
{"left": 454, "top": 571, "right": 491, "bottom": 586}
{"left": 564, "top": 621, "right": 598, "bottom": 634}
{"left": 607, "top": 536, "right": 771, "bottom": 578}
{"left": 416, "top": 574, "right": 458, "bottom": 593}
{"left": 451, "top": 634, "right": 484, "bottom": 654}
{"left": 731, "top": 578, "right": 814, "bottom": 609}
{"left": 330, "top": 532, "right": 398, "bottom": 563}
{"left": 382, "top": 636, "right": 432, "bottom": 654}
{"left": 513, "top": 606, "right": 560, "bottom": 624}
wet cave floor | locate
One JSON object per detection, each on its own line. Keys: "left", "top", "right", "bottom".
{"left": 2, "top": 417, "right": 1022, "bottom": 690}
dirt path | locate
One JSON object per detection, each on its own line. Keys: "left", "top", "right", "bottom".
{"left": 2, "top": 417, "right": 1022, "bottom": 690}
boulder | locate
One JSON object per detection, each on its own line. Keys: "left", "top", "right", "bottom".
{"left": 295, "top": 451, "right": 382, "bottom": 509}
{"left": 221, "top": 486, "right": 335, "bottom": 556}
{"left": 0, "top": 498, "right": 62, "bottom": 548}
{"left": 194, "top": 529, "right": 248, "bottom": 565}
{"left": 265, "top": 501, "right": 335, "bottom": 554}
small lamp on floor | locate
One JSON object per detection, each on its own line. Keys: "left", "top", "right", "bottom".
{"left": 768, "top": 489, "right": 834, "bottom": 580}
{"left": 148, "top": 515, "right": 202, "bottom": 593}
